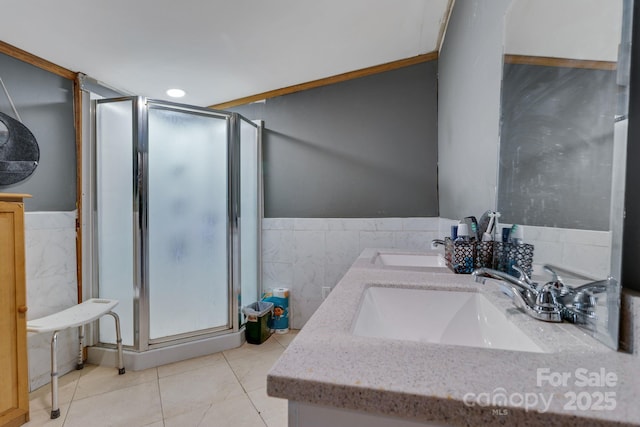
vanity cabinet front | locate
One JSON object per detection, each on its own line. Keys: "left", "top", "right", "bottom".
{"left": 0, "top": 194, "right": 30, "bottom": 427}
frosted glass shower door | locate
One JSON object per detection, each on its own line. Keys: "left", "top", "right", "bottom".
{"left": 96, "top": 99, "right": 135, "bottom": 346}
{"left": 239, "top": 119, "right": 260, "bottom": 312}
{"left": 147, "top": 106, "right": 230, "bottom": 340}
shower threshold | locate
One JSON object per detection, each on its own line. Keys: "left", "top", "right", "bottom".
{"left": 87, "top": 329, "right": 244, "bottom": 371}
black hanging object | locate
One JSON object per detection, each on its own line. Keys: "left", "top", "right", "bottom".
{"left": 0, "top": 111, "right": 39, "bottom": 185}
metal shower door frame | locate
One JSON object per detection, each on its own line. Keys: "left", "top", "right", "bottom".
{"left": 93, "top": 96, "right": 262, "bottom": 352}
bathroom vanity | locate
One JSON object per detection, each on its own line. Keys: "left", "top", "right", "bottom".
{"left": 267, "top": 248, "right": 640, "bottom": 427}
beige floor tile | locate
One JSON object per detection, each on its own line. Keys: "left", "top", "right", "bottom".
{"left": 247, "top": 386, "right": 288, "bottom": 423}
{"left": 163, "top": 404, "right": 209, "bottom": 427}
{"left": 74, "top": 364, "right": 158, "bottom": 400}
{"left": 157, "top": 352, "right": 226, "bottom": 378}
{"left": 198, "top": 394, "right": 267, "bottom": 427}
{"left": 272, "top": 330, "right": 299, "bottom": 348}
{"left": 222, "top": 336, "right": 283, "bottom": 361}
{"left": 264, "top": 412, "right": 288, "bottom": 427}
{"left": 63, "top": 381, "right": 163, "bottom": 427}
{"left": 141, "top": 421, "right": 164, "bottom": 427}
{"left": 227, "top": 348, "right": 284, "bottom": 392}
{"left": 24, "top": 333, "right": 291, "bottom": 427}
{"left": 159, "top": 362, "right": 245, "bottom": 419}
{"left": 29, "top": 369, "right": 81, "bottom": 411}
{"left": 22, "top": 402, "right": 70, "bottom": 427}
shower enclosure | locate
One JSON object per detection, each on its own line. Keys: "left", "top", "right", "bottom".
{"left": 88, "top": 97, "right": 261, "bottom": 369}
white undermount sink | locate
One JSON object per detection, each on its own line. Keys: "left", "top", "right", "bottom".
{"left": 374, "top": 252, "right": 447, "bottom": 268}
{"left": 352, "top": 286, "right": 545, "bottom": 353}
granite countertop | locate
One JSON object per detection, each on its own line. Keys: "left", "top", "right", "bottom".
{"left": 267, "top": 248, "right": 640, "bottom": 426}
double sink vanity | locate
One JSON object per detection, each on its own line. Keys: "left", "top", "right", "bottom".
{"left": 267, "top": 0, "right": 638, "bottom": 424}
{"left": 267, "top": 248, "right": 640, "bottom": 426}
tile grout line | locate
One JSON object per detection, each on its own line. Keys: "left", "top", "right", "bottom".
{"left": 222, "top": 350, "right": 265, "bottom": 425}
{"left": 64, "top": 365, "right": 159, "bottom": 405}
{"left": 60, "top": 369, "right": 82, "bottom": 426}
{"left": 153, "top": 367, "right": 168, "bottom": 427}
{"left": 47, "top": 337, "right": 292, "bottom": 427}
{"left": 223, "top": 339, "right": 285, "bottom": 427}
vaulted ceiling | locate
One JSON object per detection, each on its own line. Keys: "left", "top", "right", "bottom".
{"left": 0, "top": 0, "right": 452, "bottom": 106}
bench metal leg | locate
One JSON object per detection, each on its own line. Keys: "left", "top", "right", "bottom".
{"left": 50, "top": 331, "right": 61, "bottom": 419}
{"left": 107, "top": 311, "right": 125, "bottom": 375}
{"left": 77, "top": 324, "right": 85, "bottom": 370}
{"left": 46, "top": 310, "right": 124, "bottom": 419}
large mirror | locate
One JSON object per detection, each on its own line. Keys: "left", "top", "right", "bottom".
{"left": 497, "top": 0, "right": 633, "bottom": 349}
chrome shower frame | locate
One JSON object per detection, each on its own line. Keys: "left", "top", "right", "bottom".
{"left": 89, "top": 96, "right": 263, "bottom": 356}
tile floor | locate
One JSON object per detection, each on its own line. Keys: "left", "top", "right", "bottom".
{"left": 24, "top": 331, "right": 297, "bottom": 427}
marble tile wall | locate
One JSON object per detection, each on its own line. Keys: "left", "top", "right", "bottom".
{"left": 18, "top": 211, "right": 638, "bottom": 396}
{"left": 262, "top": 218, "right": 441, "bottom": 329}
{"left": 266, "top": 217, "right": 616, "bottom": 329}
{"left": 25, "top": 211, "right": 79, "bottom": 391}
{"left": 522, "top": 225, "right": 611, "bottom": 279}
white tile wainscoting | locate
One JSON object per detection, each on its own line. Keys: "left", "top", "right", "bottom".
{"left": 266, "top": 217, "right": 614, "bottom": 329}
{"left": 24, "top": 211, "right": 79, "bottom": 391}
{"left": 262, "top": 218, "right": 441, "bottom": 329}
{"left": 19, "top": 212, "right": 626, "bottom": 392}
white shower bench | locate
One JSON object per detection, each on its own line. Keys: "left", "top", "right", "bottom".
{"left": 26, "top": 298, "right": 125, "bottom": 419}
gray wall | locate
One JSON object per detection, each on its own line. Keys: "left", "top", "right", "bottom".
{"left": 0, "top": 53, "right": 76, "bottom": 211}
{"left": 437, "top": 0, "right": 511, "bottom": 221}
{"left": 498, "top": 63, "right": 616, "bottom": 231}
{"left": 231, "top": 61, "right": 439, "bottom": 218}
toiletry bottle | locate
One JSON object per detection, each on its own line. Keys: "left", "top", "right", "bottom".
{"left": 501, "top": 227, "right": 511, "bottom": 243}
{"left": 454, "top": 223, "right": 473, "bottom": 273}
{"left": 507, "top": 224, "right": 524, "bottom": 276}
{"left": 455, "top": 223, "right": 470, "bottom": 242}
{"left": 510, "top": 224, "right": 523, "bottom": 245}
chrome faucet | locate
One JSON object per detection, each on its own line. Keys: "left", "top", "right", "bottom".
{"left": 472, "top": 267, "right": 562, "bottom": 322}
{"left": 472, "top": 265, "right": 612, "bottom": 324}
{"left": 541, "top": 265, "right": 611, "bottom": 322}
{"left": 431, "top": 239, "right": 445, "bottom": 248}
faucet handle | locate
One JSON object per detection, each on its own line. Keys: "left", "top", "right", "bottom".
{"left": 543, "top": 265, "right": 559, "bottom": 281}
{"left": 513, "top": 265, "right": 536, "bottom": 288}
{"left": 543, "top": 265, "right": 571, "bottom": 297}
{"left": 570, "top": 278, "right": 610, "bottom": 294}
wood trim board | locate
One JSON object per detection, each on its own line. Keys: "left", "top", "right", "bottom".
{"left": 504, "top": 54, "right": 617, "bottom": 70}
{"left": 0, "top": 41, "right": 83, "bottom": 304}
{"left": 0, "top": 41, "right": 76, "bottom": 79}
{"left": 210, "top": 51, "right": 439, "bottom": 109}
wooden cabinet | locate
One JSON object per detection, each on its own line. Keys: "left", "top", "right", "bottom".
{"left": 0, "top": 194, "right": 30, "bottom": 427}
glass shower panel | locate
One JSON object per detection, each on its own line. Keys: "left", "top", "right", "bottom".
{"left": 147, "top": 106, "right": 229, "bottom": 340}
{"left": 96, "top": 100, "right": 135, "bottom": 346}
{"left": 239, "top": 119, "right": 260, "bottom": 313}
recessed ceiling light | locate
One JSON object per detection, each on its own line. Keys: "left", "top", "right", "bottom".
{"left": 166, "top": 88, "right": 186, "bottom": 98}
